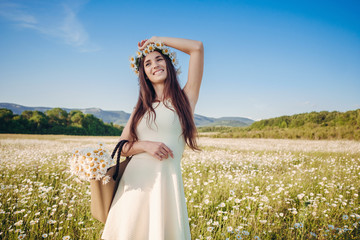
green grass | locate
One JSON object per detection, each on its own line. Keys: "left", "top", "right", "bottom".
{"left": 0, "top": 134, "right": 359, "bottom": 239}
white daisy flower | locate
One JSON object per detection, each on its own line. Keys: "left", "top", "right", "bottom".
{"left": 129, "top": 56, "right": 135, "bottom": 63}
{"left": 147, "top": 44, "right": 156, "bottom": 52}
{"left": 162, "top": 47, "right": 170, "bottom": 55}
{"left": 14, "top": 220, "right": 23, "bottom": 226}
{"left": 102, "top": 175, "right": 111, "bottom": 184}
{"left": 130, "top": 63, "right": 136, "bottom": 71}
{"left": 143, "top": 47, "right": 150, "bottom": 56}
{"left": 136, "top": 50, "right": 142, "bottom": 58}
{"left": 171, "top": 57, "right": 179, "bottom": 66}
{"left": 18, "top": 234, "right": 26, "bottom": 239}
{"left": 95, "top": 174, "right": 102, "bottom": 181}
{"left": 154, "top": 41, "right": 163, "bottom": 49}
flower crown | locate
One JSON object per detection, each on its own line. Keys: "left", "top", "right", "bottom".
{"left": 129, "top": 41, "right": 181, "bottom": 76}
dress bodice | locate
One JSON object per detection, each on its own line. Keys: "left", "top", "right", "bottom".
{"left": 134, "top": 99, "right": 186, "bottom": 162}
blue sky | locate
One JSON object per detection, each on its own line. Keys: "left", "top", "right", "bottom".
{"left": 0, "top": 0, "right": 359, "bottom": 120}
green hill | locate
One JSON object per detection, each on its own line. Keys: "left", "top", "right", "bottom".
{"left": 199, "top": 109, "right": 360, "bottom": 140}
{"left": 0, "top": 108, "right": 123, "bottom": 136}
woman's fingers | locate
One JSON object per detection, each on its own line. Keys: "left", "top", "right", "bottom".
{"left": 157, "top": 152, "right": 165, "bottom": 161}
{"left": 159, "top": 149, "right": 170, "bottom": 160}
{"left": 166, "top": 146, "right": 174, "bottom": 158}
{"left": 162, "top": 144, "right": 174, "bottom": 159}
{"left": 138, "top": 39, "right": 150, "bottom": 51}
{"left": 145, "top": 141, "right": 174, "bottom": 161}
{"left": 138, "top": 40, "right": 144, "bottom": 47}
{"left": 157, "top": 149, "right": 168, "bottom": 161}
{"left": 157, "top": 144, "right": 174, "bottom": 161}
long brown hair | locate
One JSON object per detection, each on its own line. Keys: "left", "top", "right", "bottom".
{"left": 127, "top": 49, "right": 201, "bottom": 152}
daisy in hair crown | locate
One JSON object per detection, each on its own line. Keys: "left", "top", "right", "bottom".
{"left": 129, "top": 41, "right": 181, "bottom": 76}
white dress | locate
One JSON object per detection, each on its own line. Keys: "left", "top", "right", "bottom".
{"left": 101, "top": 99, "right": 192, "bottom": 240}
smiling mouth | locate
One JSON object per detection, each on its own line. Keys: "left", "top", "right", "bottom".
{"left": 153, "top": 69, "right": 164, "bottom": 75}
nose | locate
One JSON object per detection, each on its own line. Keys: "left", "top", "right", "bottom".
{"left": 153, "top": 60, "right": 160, "bottom": 67}
{"left": 152, "top": 62, "right": 161, "bottom": 71}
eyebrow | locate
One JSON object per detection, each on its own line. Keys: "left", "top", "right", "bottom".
{"left": 145, "top": 55, "right": 162, "bottom": 64}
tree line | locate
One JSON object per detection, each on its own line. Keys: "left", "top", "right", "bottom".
{"left": 0, "top": 108, "right": 123, "bottom": 136}
{"left": 198, "top": 109, "right": 360, "bottom": 140}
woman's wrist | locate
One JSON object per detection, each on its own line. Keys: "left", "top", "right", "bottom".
{"left": 149, "top": 36, "right": 159, "bottom": 43}
{"left": 140, "top": 140, "right": 149, "bottom": 153}
{"left": 122, "top": 140, "right": 147, "bottom": 157}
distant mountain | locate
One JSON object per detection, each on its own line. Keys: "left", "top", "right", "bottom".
{"left": 194, "top": 115, "right": 253, "bottom": 127}
{"left": 0, "top": 102, "right": 254, "bottom": 127}
{"left": 79, "top": 108, "right": 130, "bottom": 126}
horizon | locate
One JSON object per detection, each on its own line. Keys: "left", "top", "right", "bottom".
{"left": 0, "top": 0, "right": 359, "bottom": 120}
{"left": 1, "top": 101, "right": 359, "bottom": 122}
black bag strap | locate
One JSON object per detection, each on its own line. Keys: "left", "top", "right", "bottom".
{"left": 111, "top": 140, "right": 133, "bottom": 180}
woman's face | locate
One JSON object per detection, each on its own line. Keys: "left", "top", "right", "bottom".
{"left": 143, "top": 51, "right": 167, "bottom": 84}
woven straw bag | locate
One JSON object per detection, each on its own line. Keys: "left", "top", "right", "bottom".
{"left": 90, "top": 139, "right": 133, "bottom": 223}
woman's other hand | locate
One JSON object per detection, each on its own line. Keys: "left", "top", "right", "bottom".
{"left": 144, "top": 141, "right": 174, "bottom": 161}
{"left": 138, "top": 39, "right": 147, "bottom": 49}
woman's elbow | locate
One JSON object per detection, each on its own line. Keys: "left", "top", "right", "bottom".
{"left": 196, "top": 41, "right": 204, "bottom": 51}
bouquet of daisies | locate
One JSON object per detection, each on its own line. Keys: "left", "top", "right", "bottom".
{"left": 69, "top": 142, "right": 114, "bottom": 184}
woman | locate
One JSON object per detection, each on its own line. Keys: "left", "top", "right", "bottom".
{"left": 101, "top": 36, "right": 204, "bottom": 240}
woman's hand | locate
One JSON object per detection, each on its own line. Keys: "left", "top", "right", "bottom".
{"left": 138, "top": 36, "right": 158, "bottom": 51}
{"left": 143, "top": 141, "right": 174, "bottom": 161}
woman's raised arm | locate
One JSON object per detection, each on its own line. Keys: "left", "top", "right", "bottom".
{"left": 138, "top": 36, "right": 204, "bottom": 113}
